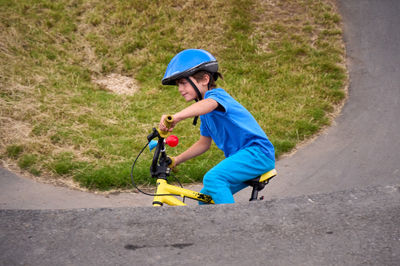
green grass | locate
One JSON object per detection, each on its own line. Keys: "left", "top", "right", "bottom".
{"left": 0, "top": 0, "right": 347, "bottom": 190}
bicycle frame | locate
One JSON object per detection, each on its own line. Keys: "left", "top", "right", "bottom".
{"left": 152, "top": 179, "right": 214, "bottom": 206}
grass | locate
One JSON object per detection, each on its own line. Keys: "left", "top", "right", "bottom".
{"left": 0, "top": 0, "right": 347, "bottom": 191}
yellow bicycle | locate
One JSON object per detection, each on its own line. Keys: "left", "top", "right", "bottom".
{"left": 131, "top": 115, "right": 277, "bottom": 206}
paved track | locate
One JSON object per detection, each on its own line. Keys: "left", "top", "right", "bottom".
{"left": 1, "top": 184, "right": 399, "bottom": 266}
{"left": 1, "top": 0, "right": 400, "bottom": 265}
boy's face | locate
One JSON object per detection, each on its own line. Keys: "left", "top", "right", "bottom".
{"left": 176, "top": 77, "right": 200, "bottom": 102}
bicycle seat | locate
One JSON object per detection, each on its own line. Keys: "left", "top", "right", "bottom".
{"left": 245, "top": 169, "right": 277, "bottom": 186}
{"left": 245, "top": 169, "right": 277, "bottom": 201}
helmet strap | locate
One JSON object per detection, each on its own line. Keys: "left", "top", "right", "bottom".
{"left": 185, "top": 77, "right": 203, "bottom": 125}
{"left": 185, "top": 77, "right": 203, "bottom": 101}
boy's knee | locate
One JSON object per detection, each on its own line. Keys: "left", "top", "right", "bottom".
{"left": 202, "top": 172, "right": 214, "bottom": 188}
{"left": 203, "top": 171, "right": 226, "bottom": 188}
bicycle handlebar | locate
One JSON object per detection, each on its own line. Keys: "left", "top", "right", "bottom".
{"left": 158, "top": 115, "right": 174, "bottom": 138}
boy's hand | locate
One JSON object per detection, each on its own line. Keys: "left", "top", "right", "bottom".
{"left": 168, "top": 156, "right": 178, "bottom": 173}
{"left": 159, "top": 114, "right": 176, "bottom": 132}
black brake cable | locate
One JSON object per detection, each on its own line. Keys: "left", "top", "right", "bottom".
{"left": 130, "top": 141, "right": 184, "bottom": 198}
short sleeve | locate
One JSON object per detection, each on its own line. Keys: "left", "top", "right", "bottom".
{"left": 205, "top": 89, "right": 229, "bottom": 113}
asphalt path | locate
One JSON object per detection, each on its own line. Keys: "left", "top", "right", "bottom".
{"left": 1, "top": 184, "right": 399, "bottom": 266}
{"left": 1, "top": 0, "right": 400, "bottom": 265}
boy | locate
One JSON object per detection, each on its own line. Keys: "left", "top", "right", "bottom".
{"left": 159, "top": 49, "right": 275, "bottom": 204}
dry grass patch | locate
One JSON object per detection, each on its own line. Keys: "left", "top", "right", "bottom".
{"left": 92, "top": 73, "right": 139, "bottom": 96}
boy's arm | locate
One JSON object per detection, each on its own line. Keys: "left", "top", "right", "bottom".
{"left": 174, "top": 98, "right": 218, "bottom": 122}
{"left": 159, "top": 99, "right": 218, "bottom": 132}
{"left": 175, "top": 135, "right": 212, "bottom": 166}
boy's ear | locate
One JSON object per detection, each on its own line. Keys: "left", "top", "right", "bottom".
{"left": 200, "top": 74, "right": 210, "bottom": 86}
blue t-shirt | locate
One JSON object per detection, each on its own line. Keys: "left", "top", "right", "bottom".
{"left": 200, "top": 88, "right": 275, "bottom": 160}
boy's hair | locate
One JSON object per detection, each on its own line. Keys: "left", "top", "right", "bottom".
{"left": 192, "top": 71, "right": 223, "bottom": 89}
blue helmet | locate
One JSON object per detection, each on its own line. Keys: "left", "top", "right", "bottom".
{"left": 162, "top": 49, "right": 219, "bottom": 85}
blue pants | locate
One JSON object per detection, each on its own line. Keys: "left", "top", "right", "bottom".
{"left": 199, "top": 146, "right": 275, "bottom": 204}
